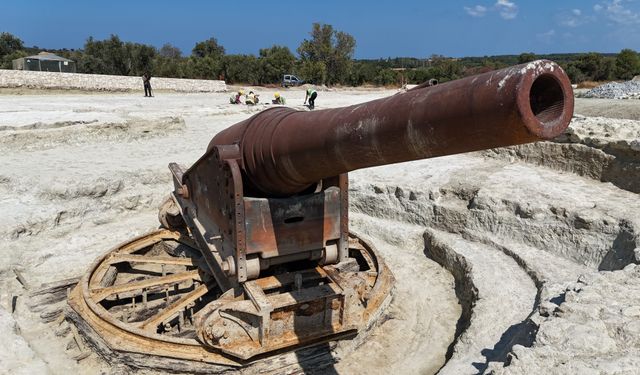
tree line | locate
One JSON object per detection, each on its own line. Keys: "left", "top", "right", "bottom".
{"left": 1, "top": 25, "right": 640, "bottom": 86}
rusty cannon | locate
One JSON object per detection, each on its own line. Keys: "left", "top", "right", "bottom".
{"left": 69, "top": 60, "right": 574, "bottom": 370}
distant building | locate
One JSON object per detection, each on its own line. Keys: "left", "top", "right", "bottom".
{"left": 12, "top": 52, "right": 76, "bottom": 73}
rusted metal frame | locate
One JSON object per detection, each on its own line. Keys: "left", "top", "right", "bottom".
{"left": 68, "top": 285, "right": 242, "bottom": 366}
{"left": 242, "top": 281, "right": 273, "bottom": 347}
{"left": 227, "top": 158, "right": 248, "bottom": 283}
{"left": 338, "top": 174, "right": 349, "bottom": 263}
{"left": 266, "top": 283, "right": 343, "bottom": 310}
{"left": 347, "top": 232, "right": 394, "bottom": 320}
{"left": 269, "top": 283, "right": 347, "bottom": 346}
{"left": 89, "top": 230, "right": 184, "bottom": 290}
{"left": 216, "top": 309, "right": 261, "bottom": 345}
{"left": 243, "top": 187, "right": 341, "bottom": 262}
{"left": 243, "top": 281, "right": 272, "bottom": 313}
{"left": 241, "top": 267, "right": 341, "bottom": 351}
{"left": 169, "top": 162, "right": 188, "bottom": 198}
{"left": 71, "top": 229, "right": 394, "bottom": 363}
{"left": 91, "top": 270, "right": 201, "bottom": 302}
{"left": 169, "top": 150, "right": 238, "bottom": 292}
{"left": 253, "top": 267, "right": 327, "bottom": 290}
{"left": 168, "top": 162, "right": 184, "bottom": 184}
{"left": 240, "top": 277, "right": 345, "bottom": 355}
{"left": 181, "top": 210, "right": 234, "bottom": 291}
{"left": 76, "top": 230, "right": 234, "bottom": 350}
{"left": 107, "top": 254, "right": 196, "bottom": 267}
{"left": 139, "top": 282, "right": 213, "bottom": 330}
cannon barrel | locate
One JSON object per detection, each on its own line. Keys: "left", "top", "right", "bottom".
{"left": 211, "top": 60, "right": 574, "bottom": 196}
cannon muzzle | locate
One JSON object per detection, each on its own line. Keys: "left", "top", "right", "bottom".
{"left": 211, "top": 60, "right": 573, "bottom": 197}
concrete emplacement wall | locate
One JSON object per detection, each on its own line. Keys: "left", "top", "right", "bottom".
{"left": 0, "top": 69, "right": 227, "bottom": 93}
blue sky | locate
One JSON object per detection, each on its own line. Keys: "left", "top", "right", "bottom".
{"left": 2, "top": 0, "right": 639, "bottom": 58}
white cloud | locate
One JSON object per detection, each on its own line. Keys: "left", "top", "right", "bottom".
{"left": 595, "top": 0, "right": 640, "bottom": 25}
{"left": 537, "top": 29, "right": 556, "bottom": 43}
{"left": 538, "top": 29, "right": 556, "bottom": 37}
{"left": 559, "top": 8, "right": 592, "bottom": 27}
{"left": 561, "top": 16, "right": 580, "bottom": 27}
{"left": 495, "top": 0, "right": 518, "bottom": 20}
{"left": 464, "top": 5, "right": 488, "bottom": 17}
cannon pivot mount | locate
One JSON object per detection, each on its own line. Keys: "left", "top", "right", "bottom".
{"left": 68, "top": 143, "right": 394, "bottom": 366}
{"left": 69, "top": 60, "right": 573, "bottom": 369}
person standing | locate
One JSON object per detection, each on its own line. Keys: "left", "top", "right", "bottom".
{"left": 304, "top": 87, "right": 317, "bottom": 109}
{"left": 143, "top": 72, "right": 153, "bottom": 97}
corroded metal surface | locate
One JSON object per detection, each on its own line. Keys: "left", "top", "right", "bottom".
{"left": 211, "top": 60, "right": 573, "bottom": 196}
{"left": 172, "top": 154, "right": 350, "bottom": 286}
{"left": 68, "top": 229, "right": 393, "bottom": 366}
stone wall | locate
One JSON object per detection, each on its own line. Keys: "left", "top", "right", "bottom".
{"left": 0, "top": 69, "right": 226, "bottom": 92}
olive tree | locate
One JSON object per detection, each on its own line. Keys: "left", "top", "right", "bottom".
{"left": 297, "top": 23, "right": 356, "bottom": 85}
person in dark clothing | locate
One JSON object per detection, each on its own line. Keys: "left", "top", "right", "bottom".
{"left": 143, "top": 72, "right": 153, "bottom": 97}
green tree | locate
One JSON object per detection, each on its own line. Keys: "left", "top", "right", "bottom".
{"left": 518, "top": 52, "right": 537, "bottom": 64}
{"left": 159, "top": 43, "right": 182, "bottom": 59}
{"left": 183, "top": 56, "right": 223, "bottom": 79}
{"left": 126, "top": 43, "right": 156, "bottom": 75}
{"left": 374, "top": 68, "right": 398, "bottom": 86}
{"left": 153, "top": 44, "right": 183, "bottom": 78}
{"left": 192, "top": 37, "right": 225, "bottom": 59}
{"left": 223, "top": 54, "right": 260, "bottom": 84}
{"left": 0, "top": 32, "right": 24, "bottom": 57}
{"left": 347, "top": 61, "right": 378, "bottom": 86}
{"left": 428, "top": 57, "right": 463, "bottom": 82}
{"left": 83, "top": 35, "right": 128, "bottom": 75}
{"left": 615, "top": 49, "right": 640, "bottom": 80}
{"left": 569, "top": 52, "right": 613, "bottom": 82}
{"left": 331, "top": 30, "right": 356, "bottom": 84}
{"left": 76, "top": 54, "right": 108, "bottom": 74}
{"left": 188, "top": 37, "right": 226, "bottom": 80}
{"left": 564, "top": 64, "right": 586, "bottom": 83}
{"left": 0, "top": 32, "right": 25, "bottom": 68}
{"left": 297, "top": 60, "right": 327, "bottom": 85}
{"left": 258, "top": 45, "right": 296, "bottom": 84}
{"left": 81, "top": 35, "right": 156, "bottom": 76}
{"left": 297, "top": 23, "right": 356, "bottom": 85}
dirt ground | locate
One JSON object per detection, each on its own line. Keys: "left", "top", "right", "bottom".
{"left": 0, "top": 87, "right": 638, "bottom": 374}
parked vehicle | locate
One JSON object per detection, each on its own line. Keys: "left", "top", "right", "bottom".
{"left": 282, "top": 74, "right": 305, "bottom": 87}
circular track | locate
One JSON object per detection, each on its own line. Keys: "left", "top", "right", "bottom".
{"left": 68, "top": 229, "right": 394, "bottom": 369}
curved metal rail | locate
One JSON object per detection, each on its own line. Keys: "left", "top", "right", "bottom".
{"left": 68, "top": 229, "right": 393, "bottom": 367}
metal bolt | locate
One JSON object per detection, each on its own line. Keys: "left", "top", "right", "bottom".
{"left": 212, "top": 327, "right": 226, "bottom": 340}
{"left": 295, "top": 273, "right": 303, "bottom": 291}
{"left": 177, "top": 184, "right": 190, "bottom": 199}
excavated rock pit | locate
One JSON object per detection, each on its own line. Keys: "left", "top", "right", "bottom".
{"left": 0, "top": 91, "right": 638, "bottom": 374}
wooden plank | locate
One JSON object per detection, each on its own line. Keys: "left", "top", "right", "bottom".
{"left": 139, "top": 282, "right": 212, "bottom": 330}
{"left": 108, "top": 254, "right": 196, "bottom": 267}
{"left": 90, "top": 270, "right": 201, "bottom": 302}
